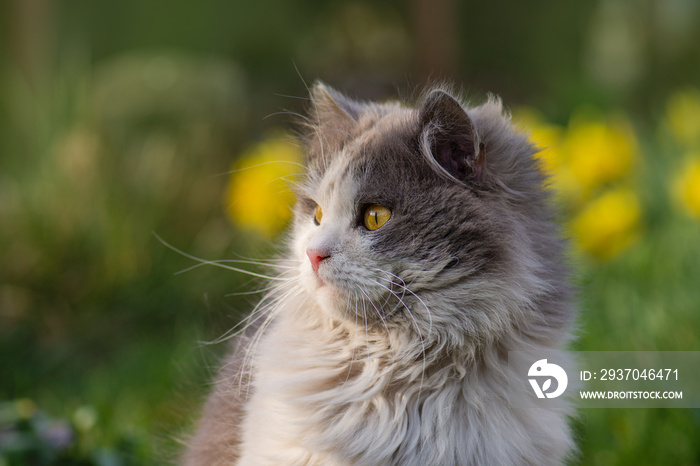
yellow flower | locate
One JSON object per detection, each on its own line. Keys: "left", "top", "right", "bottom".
{"left": 570, "top": 188, "right": 641, "bottom": 260}
{"left": 513, "top": 107, "right": 564, "bottom": 174}
{"left": 673, "top": 154, "right": 700, "bottom": 219}
{"left": 549, "top": 166, "right": 587, "bottom": 208}
{"left": 666, "top": 88, "right": 700, "bottom": 148}
{"left": 564, "top": 113, "right": 637, "bottom": 193}
{"left": 517, "top": 107, "right": 644, "bottom": 261}
{"left": 225, "top": 136, "right": 302, "bottom": 238}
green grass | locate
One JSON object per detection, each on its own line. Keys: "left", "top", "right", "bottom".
{"left": 572, "top": 214, "right": 700, "bottom": 465}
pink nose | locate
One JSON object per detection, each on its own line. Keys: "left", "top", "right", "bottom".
{"left": 306, "top": 249, "right": 330, "bottom": 273}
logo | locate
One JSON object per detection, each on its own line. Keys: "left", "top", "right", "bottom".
{"left": 528, "top": 359, "right": 568, "bottom": 399}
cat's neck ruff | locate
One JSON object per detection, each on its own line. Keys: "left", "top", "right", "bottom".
{"left": 236, "top": 294, "right": 573, "bottom": 466}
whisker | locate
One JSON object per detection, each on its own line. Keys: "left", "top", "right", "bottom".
{"left": 205, "top": 274, "right": 299, "bottom": 349}
{"left": 236, "top": 283, "right": 304, "bottom": 392}
{"left": 153, "top": 232, "right": 291, "bottom": 282}
{"left": 292, "top": 60, "right": 311, "bottom": 96}
{"left": 367, "top": 276, "right": 428, "bottom": 395}
{"left": 361, "top": 289, "right": 371, "bottom": 365}
{"left": 224, "top": 284, "right": 279, "bottom": 297}
{"left": 226, "top": 252, "right": 292, "bottom": 264}
{"left": 175, "top": 261, "right": 290, "bottom": 281}
{"left": 213, "top": 159, "right": 306, "bottom": 178}
{"left": 273, "top": 93, "right": 310, "bottom": 101}
{"left": 173, "top": 261, "right": 294, "bottom": 281}
{"left": 213, "top": 259, "right": 296, "bottom": 269}
{"left": 375, "top": 269, "right": 434, "bottom": 339}
{"left": 358, "top": 287, "right": 392, "bottom": 343}
{"left": 343, "top": 291, "right": 359, "bottom": 385}
{"left": 263, "top": 109, "right": 302, "bottom": 121}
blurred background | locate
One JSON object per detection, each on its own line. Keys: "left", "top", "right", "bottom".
{"left": 1, "top": 0, "right": 699, "bottom": 464}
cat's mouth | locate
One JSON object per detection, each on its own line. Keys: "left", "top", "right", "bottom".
{"left": 313, "top": 270, "right": 346, "bottom": 298}
{"left": 307, "top": 262, "right": 353, "bottom": 303}
{"left": 304, "top": 249, "right": 399, "bottom": 320}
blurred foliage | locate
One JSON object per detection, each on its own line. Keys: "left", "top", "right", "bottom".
{"left": 1, "top": 0, "right": 700, "bottom": 464}
{"left": 0, "top": 399, "right": 144, "bottom": 466}
{"left": 0, "top": 49, "right": 254, "bottom": 463}
{"left": 665, "top": 88, "right": 700, "bottom": 148}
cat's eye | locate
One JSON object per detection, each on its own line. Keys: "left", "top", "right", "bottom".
{"left": 314, "top": 205, "right": 323, "bottom": 225}
{"left": 364, "top": 204, "right": 391, "bottom": 231}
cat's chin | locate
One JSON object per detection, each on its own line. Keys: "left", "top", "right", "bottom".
{"left": 305, "top": 278, "right": 355, "bottom": 319}
{"left": 312, "top": 280, "right": 342, "bottom": 301}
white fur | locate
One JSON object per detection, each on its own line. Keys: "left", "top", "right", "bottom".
{"left": 236, "top": 294, "right": 574, "bottom": 465}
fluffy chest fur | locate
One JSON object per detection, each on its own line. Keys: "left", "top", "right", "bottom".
{"left": 237, "top": 304, "right": 572, "bottom": 466}
{"left": 183, "top": 83, "right": 576, "bottom": 465}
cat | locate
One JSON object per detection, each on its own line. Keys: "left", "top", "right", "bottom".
{"left": 183, "top": 82, "right": 577, "bottom": 465}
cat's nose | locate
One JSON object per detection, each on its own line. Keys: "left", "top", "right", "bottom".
{"left": 306, "top": 249, "right": 330, "bottom": 273}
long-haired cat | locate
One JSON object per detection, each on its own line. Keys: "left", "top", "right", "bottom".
{"left": 183, "top": 83, "right": 576, "bottom": 465}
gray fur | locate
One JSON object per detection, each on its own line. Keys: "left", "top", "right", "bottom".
{"left": 184, "top": 82, "right": 576, "bottom": 465}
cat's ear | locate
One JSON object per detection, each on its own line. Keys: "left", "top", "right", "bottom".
{"left": 309, "top": 82, "right": 361, "bottom": 153}
{"left": 311, "top": 82, "right": 363, "bottom": 121}
{"left": 418, "top": 89, "right": 485, "bottom": 183}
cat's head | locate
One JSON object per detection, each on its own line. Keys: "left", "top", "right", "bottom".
{"left": 290, "top": 82, "right": 571, "bottom": 354}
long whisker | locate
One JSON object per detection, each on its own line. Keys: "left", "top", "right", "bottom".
{"left": 361, "top": 289, "right": 371, "bottom": 365}
{"left": 224, "top": 283, "right": 280, "bottom": 297}
{"left": 358, "top": 287, "right": 392, "bottom": 343}
{"left": 214, "top": 159, "right": 306, "bottom": 177}
{"left": 228, "top": 255, "right": 291, "bottom": 264}
{"left": 153, "top": 232, "right": 290, "bottom": 282}
{"left": 210, "top": 259, "right": 296, "bottom": 269}
{"left": 155, "top": 230, "right": 300, "bottom": 356}
{"left": 272, "top": 93, "right": 309, "bottom": 101}
{"left": 375, "top": 269, "right": 434, "bottom": 339}
{"left": 367, "top": 276, "right": 428, "bottom": 394}
{"left": 175, "top": 261, "right": 296, "bottom": 278}
{"left": 237, "top": 283, "right": 304, "bottom": 391}
{"left": 217, "top": 303, "right": 270, "bottom": 345}
{"left": 343, "top": 291, "right": 359, "bottom": 385}
{"left": 204, "top": 278, "right": 295, "bottom": 346}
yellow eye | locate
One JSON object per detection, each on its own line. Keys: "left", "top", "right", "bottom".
{"left": 314, "top": 205, "right": 323, "bottom": 225}
{"left": 364, "top": 204, "right": 391, "bottom": 231}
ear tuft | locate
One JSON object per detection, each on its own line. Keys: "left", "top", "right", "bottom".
{"left": 419, "top": 90, "right": 484, "bottom": 183}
